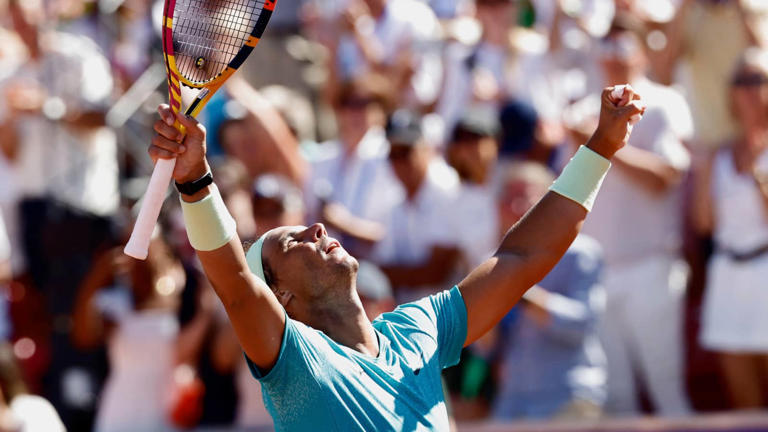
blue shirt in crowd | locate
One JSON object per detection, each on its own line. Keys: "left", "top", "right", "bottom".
{"left": 493, "top": 235, "right": 607, "bottom": 420}
{"left": 247, "top": 286, "right": 468, "bottom": 431}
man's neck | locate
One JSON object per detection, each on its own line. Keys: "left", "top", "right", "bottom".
{"left": 308, "top": 296, "right": 379, "bottom": 357}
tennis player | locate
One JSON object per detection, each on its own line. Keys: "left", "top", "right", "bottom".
{"left": 148, "top": 86, "right": 644, "bottom": 431}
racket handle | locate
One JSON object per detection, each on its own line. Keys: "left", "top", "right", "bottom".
{"left": 124, "top": 158, "right": 176, "bottom": 260}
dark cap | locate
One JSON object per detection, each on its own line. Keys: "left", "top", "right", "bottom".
{"left": 451, "top": 107, "right": 501, "bottom": 143}
{"left": 386, "top": 109, "right": 424, "bottom": 146}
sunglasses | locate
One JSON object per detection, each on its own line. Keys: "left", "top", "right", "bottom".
{"left": 732, "top": 74, "right": 768, "bottom": 87}
{"left": 340, "top": 98, "right": 374, "bottom": 110}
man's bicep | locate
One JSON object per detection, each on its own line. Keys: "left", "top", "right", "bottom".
{"left": 198, "top": 239, "right": 286, "bottom": 371}
{"left": 219, "top": 276, "right": 286, "bottom": 371}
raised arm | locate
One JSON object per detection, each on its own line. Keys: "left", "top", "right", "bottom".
{"left": 655, "top": 0, "right": 693, "bottom": 85}
{"left": 459, "top": 87, "right": 644, "bottom": 346}
{"left": 148, "top": 106, "right": 285, "bottom": 370}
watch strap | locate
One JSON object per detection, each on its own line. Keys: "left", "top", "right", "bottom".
{"left": 175, "top": 172, "right": 214, "bottom": 196}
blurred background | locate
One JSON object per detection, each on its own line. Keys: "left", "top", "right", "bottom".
{"left": 2, "top": 0, "right": 768, "bottom": 430}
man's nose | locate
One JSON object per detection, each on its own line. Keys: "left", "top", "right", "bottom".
{"left": 305, "top": 223, "right": 326, "bottom": 241}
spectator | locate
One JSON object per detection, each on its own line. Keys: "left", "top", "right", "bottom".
{"left": 0, "top": 0, "right": 117, "bottom": 222}
{"left": 211, "top": 157, "right": 257, "bottom": 241}
{"left": 332, "top": 0, "right": 442, "bottom": 108}
{"left": 0, "top": 213, "right": 9, "bottom": 287}
{"left": 428, "top": 0, "right": 471, "bottom": 20}
{"left": 72, "top": 236, "right": 185, "bottom": 432}
{"left": 445, "top": 108, "right": 501, "bottom": 271}
{"left": 0, "top": 343, "right": 65, "bottom": 431}
{"left": 304, "top": 82, "right": 396, "bottom": 254}
{"left": 371, "top": 110, "right": 462, "bottom": 303}
{"left": 175, "top": 271, "right": 241, "bottom": 428}
{"left": 576, "top": 22, "right": 692, "bottom": 416}
{"left": 658, "top": 0, "right": 768, "bottom": 149}
{"left": 437, "top": 0, "right": 516, "bottom": 141}
{"left": 692, "top": 47, "right": 768, "bottom": 409}
{"left": 252, "top": 174, "right": 307, "bottom": 236}
{"left": 0, "top": 0, "right": 118, "bottom": 286}
{"left": 438, "top": 0, "right": 574, "bottom": 160}
{"left": 218, "top": 78, "right": 308, "bottom": 185}
{"left": 0, "top": 213, "right": 10, "bottom": 346}
{"left": 492, "top": 160, "right": 606, "bottom": 421}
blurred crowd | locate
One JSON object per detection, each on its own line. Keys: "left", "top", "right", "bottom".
{"left": 1, "top": 0, "right": 768, "bottom": 430}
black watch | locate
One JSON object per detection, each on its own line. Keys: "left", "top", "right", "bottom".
{"left": 175, "top": 172, "right": 213, "bottom": 196}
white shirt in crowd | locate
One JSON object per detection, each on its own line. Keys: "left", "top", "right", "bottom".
{"left": 452, "top": 181, "right": 499, "bottom": 271}
{"left": 0, "top": 212, "right": 9, "bottom": 265}
{"left": 700, "top": 148, "right": 768, "bottom": 352}
{"left": 438, "top": 39, "right": 572, "bottom": 144}
{"left": 712, "top": 149, "right": 768, "bottom": 253}
{"left": 337, "top": 0, "right": 443, "bottom": 105}
{"left": 0, "top": 31, "right": 118, "bottom": 218}
{"left": 581, "top": 78, "right": 692, "bottom": 266}
{"left": 94, "top": 288, "right": 178, "bottom": 432}
{"left": 8, "top": 395, "right": 66, "bottom": 432}
{"left": 426, "top": 0, "right": 470, "bottom": 18}
{"left": 306, "top": 127, "right": 402, "bottom": 223}
{"left": 370, "top": 163, "right": 462, "bottom": 302}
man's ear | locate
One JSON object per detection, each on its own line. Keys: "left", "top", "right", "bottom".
{"left": 276, "top": 290, "right": 293, "bottom": 308}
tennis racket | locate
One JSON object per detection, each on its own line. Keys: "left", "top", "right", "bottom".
{"left": 125, "top": 0, "right": 277, "bottom": 260}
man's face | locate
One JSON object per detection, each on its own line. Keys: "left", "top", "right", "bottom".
{"left": 252, "top": 197, "right": 304, "bottom": 237}
{"left": 337, "top": 98, "right": 374, "bottom": 149}
{"left": 388, "top": 142, "right": 429, "bottom": 192}
{"left": 261, "top": 224, "right": 359, "bottom": 305}
{"left": 363, "top": 0, "right": 386, "bottom": 17}
{"left": 598, "top": 31, "right": 644, "bottom": 82}
{"left": 497, "top": 178, "right": 548, "bottom": 233}
{"left": 476, "top": 0, "right": 515, "bottom": 33}
{"left": 447, "top": 133, "right": 498, "bottom": 184}
{"left": 731, "top": 67, "right": 768, "bottom": 133}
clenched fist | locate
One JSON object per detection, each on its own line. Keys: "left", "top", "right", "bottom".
{"left": 586, "top": 85, "right": 646, "bottom": 159}
{"left": 149, "top": 104, "right": 210, "bottom": 184}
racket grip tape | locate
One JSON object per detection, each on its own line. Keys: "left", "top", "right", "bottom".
{"left": 124, "top": 158, "right": 176, "bottom": 260}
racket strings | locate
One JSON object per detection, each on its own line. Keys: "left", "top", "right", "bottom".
{"left": 172, "top": 0, "right": 267, "bottom": 84}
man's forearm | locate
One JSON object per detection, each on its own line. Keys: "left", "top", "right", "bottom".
{"left": 494, "top": 134, "right": 614, "bottom": 263}
{"left": 461, "top": 135, "right": 618, "bottom": 346}
{"left": 0, "top": 120, "right": 19, "bottom": 161}
{"left": 613, "top": 146, "right": 684, "bottom": 194}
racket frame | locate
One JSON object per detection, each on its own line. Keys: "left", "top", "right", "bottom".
{"left": 124, "top": 0, "right": 277, "bottom": 260}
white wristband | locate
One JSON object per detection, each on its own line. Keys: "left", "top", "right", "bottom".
{"left": 549, "top": 146, "right": 611, "bottom": 212}
{"left": 180, "top": 185, "right": 237, "bottom": 251}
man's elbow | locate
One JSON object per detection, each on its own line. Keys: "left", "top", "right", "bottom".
{"left": 492, "top": 251, "right": 561, "bottom": 292}
{"left": 645, "top": 166, "right": 685, "bottom": 195}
